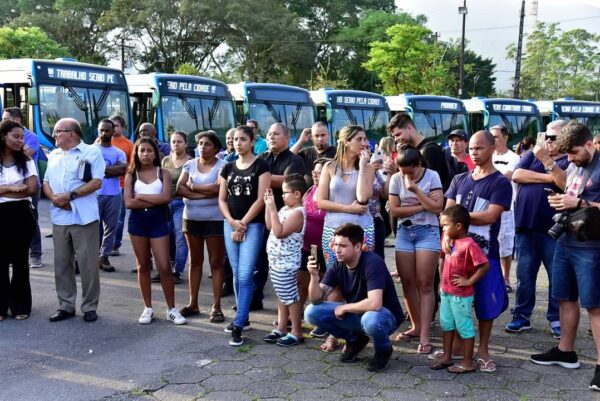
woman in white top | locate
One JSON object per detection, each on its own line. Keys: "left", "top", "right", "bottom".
{"left": 124, "top": 137, "right": 186, "bottom": 326}
{"left": 385, "top": 145, "right": 443, "bottom": 354}
{"left": 176, "top": 131, "right": 227, "bottom": 323}
{"left": 0, "top": 120, "right": 38, "bottom": 320}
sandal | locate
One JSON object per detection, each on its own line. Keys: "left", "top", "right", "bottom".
{"left": 320, "top": 335, "right": 339, "bottom": 352}
{"left": 179, "top": 306, "right": 200, "bottom": 317}
{"left": 448, "top": 364, "right": 476, "bottom": 374}
{"left": 417, "top": 343, "right": 432, "bottom": 354}
{"left": 430, "top": 360, "right": 454, "bottom": 370}
{"left": 209, "top": 310, "right": 225, "bottom": 323}
{"left": 15, "top": 314, "right": 29, "bottom": 320}
{"left": 477, "top": 358, "right": 496, "bottom": 373}
{"left": 428, "top": 349, "right": 464, "bottom": 360}
{"left": 395, "top": 331, "right": 420, "bottom": 342}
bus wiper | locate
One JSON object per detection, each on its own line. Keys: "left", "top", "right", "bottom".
{"left": 265, "top": 101, "right": 282, "bottom": 123}
{"left": 499, "top": 114, "right": 514, "bottom": 133}
{"left": 423, "top": 111, "right": 438, "bottom": 135}
{"left": 368, "top": 110, "right": 380, "bottom": 130}
{"left": 343, "top": 107, "right": 358, "bottom": 125}
{"left": 207, "top": 98, "right": 221, "bottom": 128}
{"left": 290, "top": 104, "right": 303, "bottom": 130}
{"left": 93, "top": 86, "right": 111, "bottom": 112}
{"left": 62, "top": 82, "right": 88, "bottom": 112}
{"left": 178, "top": 94, "right": 198, "bottom": 121}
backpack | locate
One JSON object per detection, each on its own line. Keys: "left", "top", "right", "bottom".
{"left": 422, "top": 141, "right": 468, "bottom": 190}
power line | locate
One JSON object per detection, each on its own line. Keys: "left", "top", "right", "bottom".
{"left": 439, "top": 15, "right": 600, "bottom": 34}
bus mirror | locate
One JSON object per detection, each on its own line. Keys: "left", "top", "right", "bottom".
{"left": 28, "top": 88, "right": 39, "bottom": 105}
{"left": 151, "top": 90, "right": 160, "bottom": 108}
{"left": 483, "top": 110, "right": 490, "bottom": 127}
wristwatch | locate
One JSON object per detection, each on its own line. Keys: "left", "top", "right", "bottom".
{"left": 69, "top": 191, "right": 78, "bottom": 200}
{"left": 544, "top": 161, "right": 556, "bottom": 173}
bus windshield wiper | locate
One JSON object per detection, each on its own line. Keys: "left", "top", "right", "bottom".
{"left": 290, "top": 104, "right": 303, "bottom": 130}
{"left": 62, "top": 82, "right": 88, "bottom": 112}
{"left": 265, "top": 101, "right": 282, "bottom": 123}
{"left": 207, "top": 98, "right": 221, "bottom": 128}
{"left": 178, "top": 94, "right": 198, "bottom": 121}
{"left": 92, "top": 86, "right": 111, "bottom": 112}
{"left": 368, "top": 110, "right": 380, "bottom": 130}
{"left": 423, "top": 111, "right": 438, "bottom": 135}
{"left": 499, "top": 114, "right": 514, "bottom": 133}
{"left": 343, "top": 107, "right": 358, "bottom": 125}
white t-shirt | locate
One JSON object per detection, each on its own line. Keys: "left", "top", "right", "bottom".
{"left": 182, "top": 158, "right": 226, "bottom": 221}
{"left": 0, "top": 159, "right": 37, "bottom": 203}
{"left": 388, "top": 168, "right": 442, "bottom": 227}
{"left": 493, "top": 150, "right": 520, "bottom": 205}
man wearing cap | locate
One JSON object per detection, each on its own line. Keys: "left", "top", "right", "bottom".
{"left": 42, "top": 118, "right": 106, "bottom": 323}
{"left": 448, "top": 129, "right": 474, "bottom": 171}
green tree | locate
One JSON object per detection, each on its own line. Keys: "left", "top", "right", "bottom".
{"left": 0, "top": 27, "right": 70, "bottom": 59}
{"left": 175, "top": 63, "right": 200, "bottom": 76}
{"left": 364, "top": 24, "right": 453, "bottom": 95}
{"left": 443, "top": 42, "right": 496, "bottom": 97}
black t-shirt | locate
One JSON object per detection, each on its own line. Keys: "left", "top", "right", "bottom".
{"left": 258, "top": 148, "right": 304, "bottom": 209}
{"left": 220, "top": 158, "right": 270, "bottom": 224}
{"left": 298, "top": 145, "right": 337, "bottom": 186}
{"left": 417, "top": 138, "right": 451, "bottom": 191}
{"left": 321, "top": 251, "right": 404, "bottom": 325}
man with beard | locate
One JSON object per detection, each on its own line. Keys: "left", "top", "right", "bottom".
{"left": 531, "top": 122, "right": 600, "bottom": 393}
{"left": 290, "top": 121, "right": 336, "bottom": 186}
{"left": 95, "top": 120, "right": 127, "bottom": 272}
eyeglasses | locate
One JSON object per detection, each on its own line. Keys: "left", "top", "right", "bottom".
{"left": 53, "top": 129, "right": 72, "bottom": 135}
{"left": 545, "top": 135, "right": 556, "bottom": 142}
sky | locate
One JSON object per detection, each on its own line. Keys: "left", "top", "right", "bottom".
{"left": 395, "top": 0, "right": 600, "bottom": 94}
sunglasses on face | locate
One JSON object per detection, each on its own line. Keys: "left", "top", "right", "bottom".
{"left": 545, "top": 135, "right": 556, "bottom": 142}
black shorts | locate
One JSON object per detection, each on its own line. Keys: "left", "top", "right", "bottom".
{"left": 299, "top": 247, "right": 326, "bottom": 273}
{"left": 182, "top": 219, "right": 224, "bottom": 237}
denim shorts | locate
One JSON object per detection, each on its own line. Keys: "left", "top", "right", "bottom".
{"left": 552, "top": 242, "right": 600, "bottom": 309}
{"left": 395, "top": 224, "right": 441, "bottom": 253}
{"left": 128, "top": 207, "right": 170, "bottom": 238}
{"left": 440, "top": 292, "right": 475, "bottom": 339}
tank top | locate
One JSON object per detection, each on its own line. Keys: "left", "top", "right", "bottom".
{"left": 323, "top": 167, "right": 373, "bottom": 228}
{"left": 266, "top": 206, "right": 306, "bottom": 270}
{"left": 134, "top": 168, "right": 163, "bottom": 195}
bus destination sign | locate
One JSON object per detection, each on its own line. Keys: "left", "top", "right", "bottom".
{"left": 37, "top": 64, "right": 126, "bottom": 86}
{"left": 559, "top": 104, "right": 600, "bottom": 115}
{"left": 164, "top": 80, "right": 227, "bottom": 97}
{"left": 491, "top": 103, "right": 533, "bottom": 113}
{"left": 334, "top": 95, "right": 382, "bottom": 108}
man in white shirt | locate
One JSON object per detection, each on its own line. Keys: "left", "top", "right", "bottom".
{"left": 490, "top": 125, "right": 521, "bottom": 292}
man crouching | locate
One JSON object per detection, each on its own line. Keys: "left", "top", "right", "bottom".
{"left": 304, "top": 223, "right": 404, "bottom": 372}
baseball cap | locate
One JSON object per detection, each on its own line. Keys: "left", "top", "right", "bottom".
{"left": 447, "top": 129, "right": 468, "bottom": 141}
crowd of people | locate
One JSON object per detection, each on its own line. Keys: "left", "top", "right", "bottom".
{"left": 1, "top": 108, "right": 600, "bottom": 390}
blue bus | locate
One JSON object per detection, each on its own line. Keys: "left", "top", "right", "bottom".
{"left": 229, "top": 82, "right": 315, "bottom": 141}
{"left": 386, "top": 94, "right": 469, "bottom": 145}
{"left": 0, "top": 58, "right": 133, "bottom": 176}
{"left": 536, "top": 99, "right": 600, "bottom": 134}
{"left": 311, "top": 88, "right": 389, "bottom": 146}
{"left": 127, "top": 73, "right": 236, "bottom": 153}
{"left": 463, "top": 97, "right": 542, "bottom": 148}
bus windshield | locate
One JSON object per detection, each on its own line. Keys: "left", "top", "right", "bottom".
{"left": 39, "top": 84, "right": 129, "bottom": 145}
{"left": 412, "top": 112, "right": 468, "bottom": 141}
{"left": 332, "top": 107, "right": 388, "bottom": 145}
{"left": 489, "top": 113, "right": 540, "bottom": 140}
{"left": 562, "top": 116, "right": 600, "bottom": 135}
{"left": 248, "top": 103, "right": 313, "bottom": 137}
{"left": 161, "top": 95, "right": 236, "bottom": 146}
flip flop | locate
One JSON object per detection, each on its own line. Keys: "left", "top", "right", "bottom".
{"left": 477, "top": 358, "right": 496, "bottom": 373}
{"left": 448, "top": 364, "right": 476, "bottom": 374}
{"left": 15, "top": 314, "right": 29, "bottom": 320}
{"left": 427, "top": 349, "right": 464, "bottom": 360}
{"left": 395, "top": 331, "right": 420, "bottom": 342}
{"left": 209, "top": 310, "right": 225, "bottom": 323}
{"left": 179, "top": 306, "right": 200, "bottom": 317}
{"left": 320, "top": 335, "right": 339, "bottom": 352}
{"left": 417, "top": 343, "right": 432, "bottom": 354}
{"left": 430, "top": 361, "right": 454, "bottom": 370}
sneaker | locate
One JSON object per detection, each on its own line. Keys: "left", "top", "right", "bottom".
{"left": 29, "top": 256, "right": 43, "bottom": 268}
{"left": 224, "top": 321, "right": 251, "bottom": 333}
{"left": 367, "top": 347, "right": 393, "bottom": 372}
{"left": 172, "top": 272, "right": 183, "bottom": 284}
{"left": 166, "top": 308, "right": 187, "bottom": 325}
{"left": 340, "top": 333, "right": 370, "bottom": 363}
{"left": 276, "top": 333, "right": 304, "bottom": 347}
{"left": 263, "top": 329, "right": 285, "bottom": 343}
{"left": 98, "top": 256, "right": 115, "bottom": 272}
{"left": 309, "top": 327, "right": 329, "bottom": 338}
{"left": 229, "top": 326, "right": 244, "bottom": 346}
{"left": 590, "top": 365, "right": 600, "bottom": 391}
{"left": 505, "top": 318, "right": 532, "bottom": 333}
{"left": 138, "top": 307, "right": 154, "bottom": 324}
{"left": 531, "top": 346, "right": 580, "bottom": 369}
{"left": 550, "top": 326, "right": 561, "bottom": 339}
{"left": 151, "top": 273, "right": 161, "bottom": 283}
{"left": 111, "top": 248, "right": 120, "bottom": 256}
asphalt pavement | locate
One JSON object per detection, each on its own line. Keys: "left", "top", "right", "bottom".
{"left": 1, "top": 199, "right": 599, "bottom": 401}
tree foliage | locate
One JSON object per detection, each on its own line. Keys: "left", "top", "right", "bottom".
{"left": 443, "top": 42, "right": 496, "bottom": 97}
{"left": 508, "top": 22, "right": 600, "bottom": 100}
{"left": 0, "top": 26, "right": 69, "bottom": 59}
{"left": 364, "top": 24, "right": 454, "bottom": 95}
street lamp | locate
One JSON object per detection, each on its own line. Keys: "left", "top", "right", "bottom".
{"left": 458, "top": 1, "right": 467, "bottom": 98}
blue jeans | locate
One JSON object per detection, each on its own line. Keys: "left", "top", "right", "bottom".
{"left": 552, "top": 241, "right": 600, "bottom": 309}
{"left": 224, "top": 221, "right": 264, "bottom": 328}
{"left": 98, "top": 194, "right": 122, "bottom": 257}
{"left": 305, "top": 302, "right": 399, "bottom": 351}
{"left": 114, "top": 189, "right": 126, "bottom": 249}
{"left": 169, "top": 198, "right": 188, "bottom": 274}
{"left": 512, "top": 230, "right": 559, "bottom": 325}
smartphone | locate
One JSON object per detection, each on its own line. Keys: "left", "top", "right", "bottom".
{"left": 310, "top": 244, "right": 318, "bottom": 261}
{"left": 544, "top": 188, "right": 556, "bottom": 196}
{"left": 536, "top": 132, "right": 546, "bottom": 147}
{"left": 370, "top": 148, "right": 384, "bottom": 163}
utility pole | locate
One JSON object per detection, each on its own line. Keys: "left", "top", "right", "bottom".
{"left": 458, "top": 1, "right": 468, "bottom": 99}
{"left": 513, "top": 0, "right": 526, "bottom": 99}
{"left": 121, "top": 37, "right": 126, "bottom": 71}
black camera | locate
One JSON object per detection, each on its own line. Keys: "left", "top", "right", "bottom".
{"left": 548, "top": 212, "right": 570, "bottom": 240}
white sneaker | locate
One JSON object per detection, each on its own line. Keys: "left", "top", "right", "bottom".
{"left": 167, "top": 308, "right": 187, "bottom": 325}
{"left": 138, "top": 307, "right": 154, "bottom": 324}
